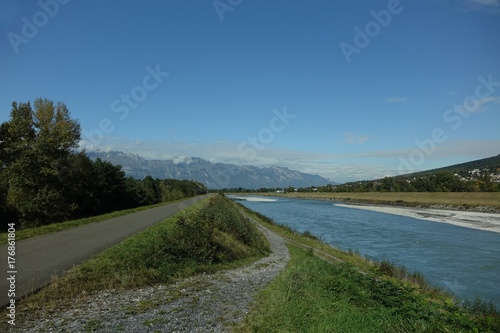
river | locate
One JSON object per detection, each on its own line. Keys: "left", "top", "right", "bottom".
{"left": 232, "top": 195, "right": 500, "bottom": 307}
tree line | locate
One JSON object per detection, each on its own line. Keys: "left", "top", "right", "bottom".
{"left": 0, "top": 99, "right": 206, "bottom": 230}
{"left": 317, "top": 171, "right": 500, "bottom": 193}
{"left": 219, "top": 170, "right": 500, "bottom": 194}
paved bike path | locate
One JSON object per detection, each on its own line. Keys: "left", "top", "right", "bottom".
{"left": 0, "top": 195, "right": 209, "bottom": 308}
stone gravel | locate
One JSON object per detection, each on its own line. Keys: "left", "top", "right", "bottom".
{"left": 18, "top": 219, "right": 289, "bottom": 333}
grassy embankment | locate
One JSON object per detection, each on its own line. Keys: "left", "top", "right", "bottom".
{"left": 235, "top": 204, "right": 500, "bottom": 333}
{"left": 271, "top": 191, "right": 500, "bottom": 210}
{"left": 1, "top": 195, "right": 269, "bottom": 331}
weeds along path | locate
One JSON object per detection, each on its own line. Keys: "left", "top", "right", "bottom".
{"left": 21, "top": 211, "right": 290, "bottom": 332}
{"left": 0, "top": 195, "right": 211, "bottom": 309}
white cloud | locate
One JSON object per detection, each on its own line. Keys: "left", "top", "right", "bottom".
{"left": 458, "top": 0, "right": 500, "bottom": 11}
{"left": 469, "top": 0, "right": 499, "bottom": 6}
{"left": 385, "top": 96, "right": 408, "bottom": 104}
{"left": 434, "top": 0, "right": 500, "bottom": 13}
{"left": 78, "top": 136, "right": 500, "bottom": 184}
{"left": 341, "top": 132, "right": 370, "bottom": 144}
{"left": 457, "top": 96, "right": 499, "bottom": 114}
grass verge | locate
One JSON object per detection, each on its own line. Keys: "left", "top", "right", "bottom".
{"left": 0, "top": 198, "right": 189, "bottom": 245}
{"left": 237, "top": 244, "right": 500, "bottom": 332}
{"left": 235, "top": 203, "right": 500, "bottom": 333}
{"left": 2, "top": 194, "right": 269, "bottom": 329}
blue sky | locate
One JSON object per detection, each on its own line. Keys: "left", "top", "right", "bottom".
{"left": 1, "top": 0, "right": 499, "bottom": 183}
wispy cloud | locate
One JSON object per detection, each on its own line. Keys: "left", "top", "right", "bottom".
{"left": 457, "top": 96, "right": 499, "bottom": 114}
{"left": 454, "top": 0, "right": 500, "bottom": 12}
{"left": 341, "top": 132, "right": 370, "bottom": 144}
{"left": 385, "top": 96, "right": 408, "bottom": 104}
{"left": 468, "top": 0, "right": 499, "bottom": 6}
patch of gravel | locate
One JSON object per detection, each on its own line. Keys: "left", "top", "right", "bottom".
{"left": 335, "top": 203, "right": 500, "bottom": 233}
{"left": 19, "top": 218, "right": 289, "bottom": 333}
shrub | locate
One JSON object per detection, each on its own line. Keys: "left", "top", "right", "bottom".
{"left": 167, "top": 194, "right": 269, "bottom": 265}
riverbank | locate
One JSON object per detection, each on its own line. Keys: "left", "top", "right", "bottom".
{"left": 254, "top": 192, "right": 500, "bottom": 233}
{"left": 335, "top": 203, "right": 500, "bottom": 234}
{"left": 249, "top": 192, "right": 500, "bottom": 233}
{"left": 277, "top": 192, "right": 500, "bottom": 213}
{"left": 235, "top": 205, "right": 500, "bottom": 332}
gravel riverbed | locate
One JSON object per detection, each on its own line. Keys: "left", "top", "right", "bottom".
{"left": 335, "top": 203, "right": 500, "bottom": 233}
{"left": 18, "top": 219, "right": 289, "bottom": 333}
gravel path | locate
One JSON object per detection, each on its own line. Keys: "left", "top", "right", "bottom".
{"left": 19, "top": 216, "right": 289, "bottom": 332}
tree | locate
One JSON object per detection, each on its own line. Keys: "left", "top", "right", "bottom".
{"left": 141, "top": 176, "right": 161, "bottom": 205}
{"left": 62, "top": 152, "right": 99, "bottom": 218}
{"left": 1, "top": 99, "right": 81, "bottom": 227}
{"left": 92, "top": 158, "right": 130, "bottom": 214}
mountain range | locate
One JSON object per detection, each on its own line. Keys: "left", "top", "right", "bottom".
{"left": 86, "top": 150, "right": 331, "bottom": 189}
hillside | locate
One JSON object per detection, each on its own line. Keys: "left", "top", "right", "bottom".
{"left": 405, "top": 154, "right": 500, "bottom": 178}
{"left": 329, "top": 154, "right": 500, "bottom": 192}
{"left": 87, "top": 150, "right": 331, "bottom": 189}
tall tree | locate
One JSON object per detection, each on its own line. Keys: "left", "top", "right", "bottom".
{"left": 1, "top": 99, "right": 81, "bottom": 227}
{"left": 92, "top": 158, "right": 130, "bottom": 214}
{"left": 62, "top": 151, "right": 99, "bottom": 218}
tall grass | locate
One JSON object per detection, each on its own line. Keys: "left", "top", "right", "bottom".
{"left": 375, "top": 260, "right": 433, "bottom": 292}
{"left": 237, "top": 245, "right": 500, "bottom": 333}
{"left": 168, "top": 194, "right": 270, "bottom": 264}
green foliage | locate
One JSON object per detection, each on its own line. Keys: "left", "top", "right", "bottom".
{"left": 1, "top": 99, "right": 81, "bottom": 227}
{"left": 0, "top": 98, "right": 207, "bottom": 230}
{"left": 327, "top": 171, "right": 477, "bottom": 193}
{"left": 375, "top": 260, "right": 430, "bottom": 291}
{"left": 167, "top": 194, "right": 269, "bottom": 264}
{"left": 317, "top": 159, "right": 500, "bottom": 193}
{"left": 238, "top": 245, "right": 500, "bottom": 333}
{"left": 168, "top": 214, "right": 217, "bottom": 264}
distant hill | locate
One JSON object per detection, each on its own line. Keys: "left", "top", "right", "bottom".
{"left": 404, "top": 154, "right": 500, "bottom": 178}
{"left": 86, "top": 150, "right": 331, "bottom": 189}
{"left": 331, "top": 154, "right": 500, "bottom": 192}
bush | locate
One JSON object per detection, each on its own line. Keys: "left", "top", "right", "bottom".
{"left": 167, "top": 194, "right": 269, "bottom": 265}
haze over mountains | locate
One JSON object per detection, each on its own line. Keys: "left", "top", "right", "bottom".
{"left": 87, "top": 150, "right": 331, "bottom": 189}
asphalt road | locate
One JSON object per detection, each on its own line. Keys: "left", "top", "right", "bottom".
{"left": 0, "top": 195, "right": 209, "bottom": 308}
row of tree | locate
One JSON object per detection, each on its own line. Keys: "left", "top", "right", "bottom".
{"left": 218, "top": 171, "right": 500, "bottom": 194}
{"left": 318, "top": 171, "right": 499, "bottom": 193}
{"left": 0, "top": 99, "right": 206, "bottom": 230}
